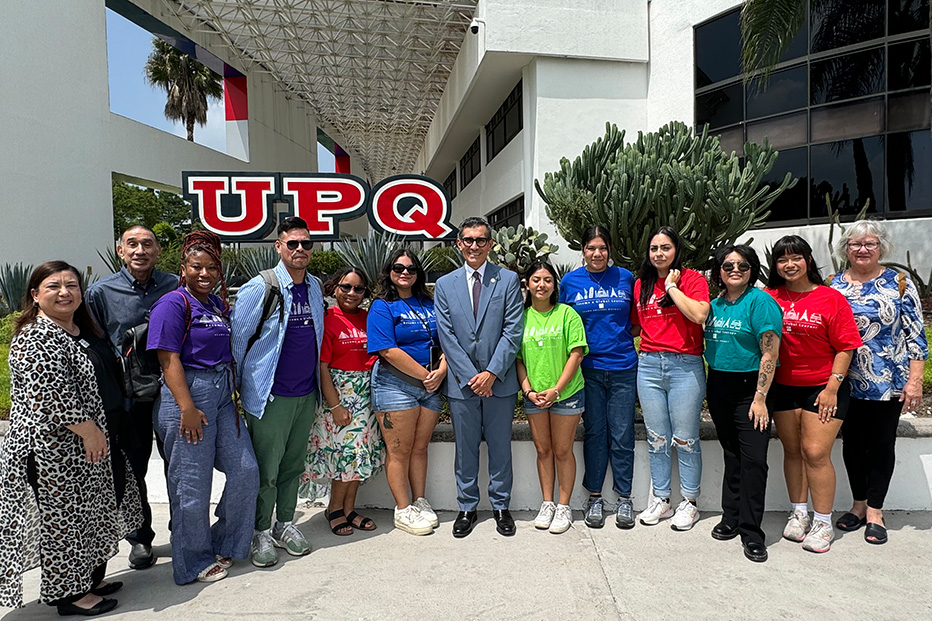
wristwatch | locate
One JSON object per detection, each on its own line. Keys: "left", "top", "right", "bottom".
{"left": 831, "top": 373, "right": 845, "bottom": 383}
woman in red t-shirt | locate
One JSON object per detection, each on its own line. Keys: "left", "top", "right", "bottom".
{"left": 632, "top": 226, "right": 710, "bottom": 531}
{"left": 303, "top": 267, "right": 385, "bottom": 535}
{"left": 765, "top": 235, "right": 861, "bottom": 554}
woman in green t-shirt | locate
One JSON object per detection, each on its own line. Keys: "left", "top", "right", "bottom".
{"left": 517, "top": 261, "right": 589, "bottom": 534}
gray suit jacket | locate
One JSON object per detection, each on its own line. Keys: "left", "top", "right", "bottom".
{"left": 435, "top": 263, "right": 524, "bottom": 400}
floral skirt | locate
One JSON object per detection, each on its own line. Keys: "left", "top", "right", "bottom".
{"left": 299, "top": 369, "right": 385, "bottom": 501}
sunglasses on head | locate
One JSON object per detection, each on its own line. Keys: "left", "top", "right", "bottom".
{"left": 392, "top": 263, "right": 418, "bottom": 274}
{"left": 722, "top": 261, "right": 751, "bottom": 273}
{"left": 336, "top": 283, "right": 366, "bottom": 294}
{"left": 285, "top": 240, "right": 313, "bottom": 251}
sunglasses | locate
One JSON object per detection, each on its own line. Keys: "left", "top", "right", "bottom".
{"left": 336, "top": 283, "right": 366, "bottom": 294}
{"left": 284, "top": 240, "right": 313, "bottom": 250}
{"left": 459, "top": 237, "right": 490, "bottom": 248}
{"left": 392, "top": 263, "right": 418, "bottom": 274}
{"left": 722, "top": 261, "right": 751, "bottom": 273}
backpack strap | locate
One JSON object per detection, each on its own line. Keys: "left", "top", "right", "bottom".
{"left": 170, "top": 289, "right": 194, "bottom": 344}
{"left": 243, "top": 269, "right": 284, "bottom": 360}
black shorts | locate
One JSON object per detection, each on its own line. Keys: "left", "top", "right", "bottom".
{"left": 768, "top": 378, "right": 851, "bottom": 420}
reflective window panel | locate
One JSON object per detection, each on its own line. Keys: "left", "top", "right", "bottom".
{"left": 888, "top": 130, "right": 932, "bottom": 211}
{"left": 747, "top": 111, "right": 808, "bottom": 150}
{"left": 888, "top": 90, "right": 932, "bottom": 131}
{"left": 717, "top": 126, "right": 746, "bottom": 157}
{"left": 810, "top": 135, "right": 885, "bottom": 217}
{"left": 811, "top": 97, "right": 885, "bottom": 142}
{"left": 810, "top": 0, "right": 885, "bottom": 53}
{"left": 747, "top": 65, "right": 808, "bottom": 120}
{"left": 696, "top": 83, "right": 743, "bottom": 130}
{"left": 889, "top": 0, "right": 931, "bottom": 36}
{"left": 695, "top": 9, "right": 741, "bottom": 87}
{"left": 889, "top": 39, "right": 931, "bottom": 91}
{"left": 763, "top": 147, "right": 809, "bottom": 222}
{"left": 811, "top": 47, "right": 884, "bottom": 105}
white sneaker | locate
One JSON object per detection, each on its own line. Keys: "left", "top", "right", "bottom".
{"left": 412, "top": 497, "right": 439, "bottom": 528}
{"left": 783, "top": 510, "right": 812, "bottom": 542}
{"left": 549, "top": 505, "right": 573, "bottom": 534}
{"left": 638, "top": 497, "right": 673, "bottom": 526}
{"left": 393, "top": 505, "right": 433, "bottom": 536}
{"left": 801, "top": 520, "right": 834, "bottom": 553}
{"left": 670, "top": 499, "right": 699, "bottom": 531}
{"left": 534, "top": 501, "right": 556, "bottom": 529}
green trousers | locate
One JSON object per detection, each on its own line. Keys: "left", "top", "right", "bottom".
{"left": 247, "top": 391, "right": 317, "bottom": 531}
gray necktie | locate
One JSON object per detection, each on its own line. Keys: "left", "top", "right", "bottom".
{"left": 472, "top": 271, "right": 482, "bottom": 318}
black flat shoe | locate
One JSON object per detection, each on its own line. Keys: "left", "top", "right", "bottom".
{"left": 89, "top": 581, "right": 123, "bottom": 597}
{"left": 711, "top": 521, "right": 739, "bottom": 541}
{"left": 865, "top": 522, "right": 888, "bottom": 545}
{"left": 452, "top": 511, "right": 478, "bottom": 538}
{"left": 57, "top": 598, "right": 118, "bottom": 617}
{"left": 493, "top": 509, "right": 516, "bottom": 536}
{"left": 836, "top": 512, "right": 867, "bottom": 532}
{"left": 743, "top": 540, "right": 768, "bottom": 563}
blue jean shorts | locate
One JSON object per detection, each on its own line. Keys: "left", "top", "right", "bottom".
{"left": 371, "top": 360, "right": 445, "bottom": 413}
{"left": 523, "top": 388, "right": 585, "bottom": 416}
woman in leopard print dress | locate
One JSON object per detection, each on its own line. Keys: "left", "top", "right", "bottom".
{"left": 0, "top": 261, "right": 142, "bottom": 615}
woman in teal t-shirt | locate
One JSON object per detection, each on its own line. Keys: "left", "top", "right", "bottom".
{"left": 517, "top": 261, "right": 588, "bottom": 535}
{"left": 704, "top": 244, "right": 782, "bottom": 563}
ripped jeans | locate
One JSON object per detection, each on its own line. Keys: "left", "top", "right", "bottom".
{"left": 636, "top": 352, "right": 705, "bottom": 499}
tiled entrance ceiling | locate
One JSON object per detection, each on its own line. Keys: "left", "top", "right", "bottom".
{"left": 161, "top": 0, "right": 478, "bottom": 180}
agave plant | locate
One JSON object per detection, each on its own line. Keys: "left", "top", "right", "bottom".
{"left": 97, "top": 246, "right": 124, "bottom": 275}
{"left": 488, "top": 224, "right": 559, "bottom": 277}
{"left": 0, "top": 263, "right": 33, "bottom": 315}
{"left": 333, "top": 231, "right": 442, "bottom": 292}
{"left": 236, "top": 245, "right": 280, "bottom": 281}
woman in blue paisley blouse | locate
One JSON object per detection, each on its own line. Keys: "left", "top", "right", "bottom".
{"left": 829, "top": 220, "right": 928, "bottom": 545}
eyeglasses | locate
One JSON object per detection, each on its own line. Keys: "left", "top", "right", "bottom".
{"left": 285, "top": 240, "right": 313, "bottom": 250}
{"left": 392, "top": 263, "right": 418, "bottom": 274}
{"left": 336, "top": 283, "right": 366, "bottom": 294}
{"left": 459, "top": 237, "right": 490, "bottom": 248}
{"left": 722, "top": 261, "right": 751, "bottom": 273}
{"left": 847, "top": 241, "right": 879, "bottom": 251}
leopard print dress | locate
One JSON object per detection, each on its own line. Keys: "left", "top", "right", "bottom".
{"left": 0, "top": 317, "right": 143, "bottom": 608}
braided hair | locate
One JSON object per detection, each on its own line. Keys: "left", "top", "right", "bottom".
{"left": 179, "top": 230, "right": 228, "bottom": 305}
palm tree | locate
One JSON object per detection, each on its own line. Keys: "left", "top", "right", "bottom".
{"left": 144, "top": 38, "right": 223, "bottom": 142}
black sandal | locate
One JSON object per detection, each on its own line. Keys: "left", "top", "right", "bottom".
{"left": 325, "top": 509, "right": 353, "bottom": 536}
{"left": 347, "top": 510, "right": 377, "bottom": 531}
{"left": 836, "top": 512, "right": 867, "bottom": 532}
{"left": 865, "top": 522, "right": 888, "bottom": 545}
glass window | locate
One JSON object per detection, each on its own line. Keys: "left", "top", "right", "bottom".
{"left": 810, "top": 0, "right": 885, "bottom": 53}
{"left": 443, "top": 169, "right": 457, "bottom": 201}
{"left": 717, "top": 126, "right": 745, "bottom": 157}
{"left": 889, "top": 0, "right": 931, "bottom": 35}
{"left": 762, "top": 147, "right": 809, "bottom": 223}
{"left": 780, "top": 24, "right": 810, "bottom": 63}
{"left": 888, "top": 90, "right": 932, "bottom": 131}
{"left": 888, "top": 129, "right": 932, "bottom": 211}
{"left": 696, "top": 83, "right": 743, "bottom": 130}
{"left": 747, "top": 65, "right": 808, "bottom": 119}
{"left": 486, "top": 81, "right": 523, "bottom": 163}
{"left": 747, "top": 111, "right": 808, "bottom": 149}
{"left": 695, "top": 9, "right": 741, "bottom": 88}
{"left": 488, "top": 196, "right": 524, "bottom": 231}
{"left": 810, "top": 136, "right": 885, "bottom": 217}
{"left": 889, "top": 39, "right": 931, "bottom": 91}
{"left": 810, "top": 47, "right": 884, "bottom": 105}
{"left": 460, "top": 138, "right": 481, "bottom": 190}
{"left": 811, "top": 97, "right": 884, "bottom": 142}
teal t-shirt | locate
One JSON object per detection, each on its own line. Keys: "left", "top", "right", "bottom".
{"left": 704, "top": 287, "right": 782, "bottom": 372}
{"left": 517, "top": 303, "right": 588, "bottom": 398}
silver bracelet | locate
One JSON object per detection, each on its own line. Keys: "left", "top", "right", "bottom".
{"left": 755, "top": 389, "right": 767, "bottom": 397}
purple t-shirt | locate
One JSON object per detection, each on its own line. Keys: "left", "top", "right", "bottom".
{"left": 271, "top": 283, "right": 318, "bottom": 397}
{"left": 147, "top": 287, "right": 232, "bottom": 369}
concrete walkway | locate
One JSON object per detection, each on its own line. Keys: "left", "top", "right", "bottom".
{"left": 3, "top": 504, "right": 932, "bottom": 620}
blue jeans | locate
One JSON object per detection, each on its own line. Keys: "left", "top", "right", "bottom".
{"left": 636, "top": 352, "right": 705, "bottom": 499}
{"left": 581, "top": 367, "right": 637, "bottom": 498}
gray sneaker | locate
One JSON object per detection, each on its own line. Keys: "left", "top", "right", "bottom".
{"left": 615, "top": 497, "right": 635, "bottom": 529}
{"left": 250, "top": 530, "right": 279, "bottom": 568}
{"left": 584, "top": 497, "right": 605, "bottom": 528}
{"left": 271, "top": 521, "right": 311, "bottom": 556}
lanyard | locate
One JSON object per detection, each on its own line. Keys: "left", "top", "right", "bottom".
{"left": 400, "top": 296, "right": 436, "bottom": 347}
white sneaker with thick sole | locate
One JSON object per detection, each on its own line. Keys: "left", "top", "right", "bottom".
{"left": 393, "top": 505, "right": 434, "bottom": 536}
{"left": 670, "top": 499, "right": 699, "bottom": 531}
{"left": 783, "top": 510, "right": 812, "bottom": 542}
{"left": 413, "top": 497, "right": 440, "bottom": 528}
{"left": 638, "top": 498, "right": 673, "bottom": 526}
{"left": 534, "top": 501, "right": 556, "bottom": 529}
{"left": 801, "top": 520, "right": 834, "bottom": 553}
{"left": 549, "top": 505, "right": 573, "bottom": 534}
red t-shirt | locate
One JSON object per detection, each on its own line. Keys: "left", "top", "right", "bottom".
{"left": 767, "top": 285, "right": 862, "bottom": 386}
{"left": 320, "top": 306, "right": 376, "bottom": 372}
{"left": 632, "top": 269, "right": 710, "bottom": 356}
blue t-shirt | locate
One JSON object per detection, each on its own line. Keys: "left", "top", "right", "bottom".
{"left": 559, "top": 265, "right": 637, "bottom": 371}
{"left": 147, "top": 287, "right": 232, "bottom": 370}
{"left": 271, "top": 283, "right": 318, "bottom": 398}
{"left": 367, "top": 296, "right": 437, "bottom": 366}
{"left": 704, "top": 287, "right": 783, "bottom": 373}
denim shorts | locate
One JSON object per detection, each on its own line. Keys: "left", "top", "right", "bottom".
{"left": 523, "top": 388, "right": 585, "bottom": 416}
{"left": 370, "top": 360, "right": 445, "bottom": 413}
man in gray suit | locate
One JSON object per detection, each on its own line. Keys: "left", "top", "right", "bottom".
{"left": 435, "top": 216, "right": 524, "bottom": 537}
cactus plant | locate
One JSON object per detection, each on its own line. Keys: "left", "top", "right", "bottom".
{"left": 487, "top": 224, "right": 559, "bottom": 276}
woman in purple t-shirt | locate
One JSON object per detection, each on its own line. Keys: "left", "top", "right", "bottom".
{"left": 148, "top": 231, "right": 259, "bottom": 586}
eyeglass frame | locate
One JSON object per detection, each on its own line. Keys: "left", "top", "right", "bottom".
{"left": 284, "top": 239, "right": 313, "bottom": 251}
{"left": 458, "top": 236, "right": 491, "bottom": 248}
{"left": 721, "top": 260, "right": 752, "bottom": 273}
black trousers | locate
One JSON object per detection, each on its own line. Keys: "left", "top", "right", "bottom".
{"left": 842, "top": 397, "right": 903, "bottom": 509}
{"left": 707, "top": 370, "right": 770, "bottom": 545}
{"left": 111, "top": 399, "right": 164, "bottom": 545}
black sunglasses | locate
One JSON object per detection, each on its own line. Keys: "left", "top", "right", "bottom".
{"left": 392, "top": 263, "right": 418, "bottom": 274}
{"left": 285, "top": 240, "right": 313, "bottom": 250}
{"left": 722, "top": 261, "right": 751, "bottom": 273}
{"left": 336, "top": 283, "right": 367, "bottom": 294}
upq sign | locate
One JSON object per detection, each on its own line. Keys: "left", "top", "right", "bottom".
{"left": 183, "top": 172, "right": 456, "bottom": 242}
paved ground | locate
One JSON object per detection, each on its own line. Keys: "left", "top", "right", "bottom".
{"left": 3, "top": 505, "right": 932, "bottom": 620}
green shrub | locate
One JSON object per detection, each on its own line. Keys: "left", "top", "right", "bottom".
{"left": 0, "top": 312, "right": 20, "bottom": 345}
{"left": 308, "top": 250, "right": 345, "bottom": 280}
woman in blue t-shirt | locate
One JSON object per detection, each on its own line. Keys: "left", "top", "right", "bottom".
{"left": 368, "top": 248, "right": 447, "bottom": 536}
{"left": 559, "top": 226, "right": 638, "bottom": 529}
{"left": 704, "top": 244, "right": 781, "bottom": 563}
{"left": 148, "top": 231, "right": 259, "bottom": 585}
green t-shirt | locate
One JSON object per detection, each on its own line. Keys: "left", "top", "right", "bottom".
{"left": 518, "top": 303, "right": 589, "bottom": 398}
{"left": 704, "top": 287, "right": 783, "bottom": 373}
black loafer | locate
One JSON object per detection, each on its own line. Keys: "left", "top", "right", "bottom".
{"left": 128, "top": 543, "right": 156, "bottom": 570}
{"left": 711, "top": 521, "right": 739, "bottom": 541}
{"left": 452, "top": 510, "right": 478, "bottom": 538}
{"left": 743, "top": 540, "right": 768, "bottom": 563}
{"left": 89, "top": 581, "right": 123, "bottom": 596}
{"left": 493, "top": 509, "right": 516, "bottom": 536}
{"left": 57, "top": 598, "right": 118, "bottom": 616}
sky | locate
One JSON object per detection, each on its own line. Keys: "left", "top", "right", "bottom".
{"left": 106, "top": 8, "right": 335, "bottom": 171}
